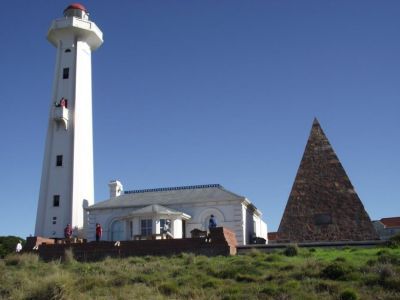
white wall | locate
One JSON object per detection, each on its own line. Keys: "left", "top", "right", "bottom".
{"left": 85, "top": 197, "right": 268, "bottom": 245}
{"left": 35, "top": 14, "right": 102, "bottom": 238}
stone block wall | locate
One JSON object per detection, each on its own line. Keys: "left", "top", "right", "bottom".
{"left": 36, "top": 227, "right": 237, "bottom": 261}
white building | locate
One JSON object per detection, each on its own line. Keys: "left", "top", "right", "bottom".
{"left": 372, "top": 217, "right": 400, "bottom": 240}
{"left": 35, "top": 4, "right": 103, "bottom": 238}
{"left": 85, "top": 182, "right": 268, "bottom": 245}
{"left": 35, "top": 4, "right": 268, "bottom": 245}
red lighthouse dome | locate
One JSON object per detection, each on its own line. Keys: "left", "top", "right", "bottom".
{"left": 64, "top": 3, "right": 87, "bottom": 12}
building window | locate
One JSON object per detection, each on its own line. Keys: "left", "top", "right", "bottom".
{"left": 63, "top": 68, "right": 69, "bottom": 79}
{"left": 53, "top": 195, "right": 60, "bottom": 207}
{"left": 129, "top": 221, "right": 133, "bottom": 239}
{"left": 56, "top": 155, "right": 63, "bottom": 166}
{"left": 65, "top": 49, "right": 71, "bottom": 53}
{"left": 52, "top": 216, "right": 57, "bottom": 225}
{"left": 111, "top": 220, "right": 124, "bottom": 241}
{"left": 141, "top": 219, "right": 152, "bottom": 236}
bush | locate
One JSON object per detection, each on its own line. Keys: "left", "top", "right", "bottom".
{"left": 388, "top": 233, "right": 400, "bottom": 248}
{"left": 26, "top": 273, "right": 72, "bottom": 300}
{"left": 283, "top": 244, "right": 299, "bottom": 257}
{"left": 260, "top": 284, "right": 279, "bottom": 297}
{"left": 62, "top": 249, "right": 76, "bottom": 264}
{"left": 378, "top": 265, "right": 395, "bottom": 282}
{"left": 5, "top": 253, "right": 39, "bottom": 267}
{"left": 335, "top": 257, "right": 346, "bottom": 263}
{"left": 158, "top": 281, "right": 179, "bottom": 296}
{"left": 340, "top": 289, "right": 358, "bottom": 300}
{"left": 314, "top": 281, "right": 339, "bottom": 294}
{"left": 235, "top": 273, "right": 258, "bottom": 282}
{"left": 265, "top": 253, "right": 282, "bottom": 262}
{"left": 320, "top": 263, "right": 349, "bottom": 280}
{"left": 377, "top": 253, "right": 399, "bottom": 265}
{"left": 0, "top": 236, "right": 25, "bottom": 258}
{"left": 29, "top": 282, "right": 67, "bottom": 300}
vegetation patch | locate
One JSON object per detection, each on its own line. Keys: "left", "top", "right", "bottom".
{"left": 339, "top": 289, "right": 358, "bottom": 300}
{"left": 0, "top": 245, "right": 399, "bottom": 299}
{"left": 283, "top": 244, "right": 299, "bottom": 256}
{"left": 320, "top": 263, "right": 351, "bottom": 280}
{"left": 0, "top": 236, "right": 25, "bottom": 258}
{"left": 388, "top": 233, "right": 400, "bottom": 248}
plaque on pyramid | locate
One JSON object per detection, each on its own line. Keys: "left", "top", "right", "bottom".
{"left": 277, "top": 119, "right": 378, "bottom": 242}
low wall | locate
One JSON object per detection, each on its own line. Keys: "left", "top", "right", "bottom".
{"left": 36, "top": 227, "right": 237, "bottom": 262}
{"left": 23, "top": 236, "right": 55, "bottom": 251}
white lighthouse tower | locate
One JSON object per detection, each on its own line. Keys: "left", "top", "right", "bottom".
{"left": 35, "top": 4, "right": 103, "bottom": 238}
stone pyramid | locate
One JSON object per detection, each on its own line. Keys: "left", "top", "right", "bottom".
{"left": 277, "top": 119, "right": 378, "bottom": 242}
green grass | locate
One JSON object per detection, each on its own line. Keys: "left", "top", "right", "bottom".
{"left": 0, "top": 246, "right": 399, "bottom": 299}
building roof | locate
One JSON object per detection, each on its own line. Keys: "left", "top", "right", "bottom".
{"left": 123, "top": 204, "right": 191, "bottom": 219}
{"left": 88, "top": 184, "right": 248, "bottom": 211}
{"left": 380, "top": 217, "right": 400, "bottom": 228}
{"left": 129, "top": 204, "right": 188, "bottom": 216}
{"left": 64, "top": 3, "right": 87, "bottom": 12}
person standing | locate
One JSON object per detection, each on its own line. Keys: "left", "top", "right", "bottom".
{"left": 209, "top": 215, "right": 217, "bottom": 229}
{"left": 64, "top": 224, "right": 72, "bottom": 239}
{"left": 96, "top": 223, "right": 103, "bottom": 242}
{"left": 16, "top": 241, "right": 22, "bottom": 253}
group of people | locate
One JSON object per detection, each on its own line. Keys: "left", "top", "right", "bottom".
{"left": 16, "top": 216, "right": 216, "bottom": 252}
{"left": 36, "top": 216, "right": 214, "bottom": 246}
{"left": 64, "top": 223, "right": 103, "bottom": 241}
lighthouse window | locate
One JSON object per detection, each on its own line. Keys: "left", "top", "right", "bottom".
{"left": 53, "top": 195, "right": 60, "bottom": 207}
{"left": 63, "top": 68, "right": 69, "bottom": 79}
{"left": 52, "top": 216, "right": 57, "bottom": 225}
{"left": 56, "top": 155, "right": 63, "bottom": 166}
{"left": 65, "top": 49, "right": 71, "bottom": 53}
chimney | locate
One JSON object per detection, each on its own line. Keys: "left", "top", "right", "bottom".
{"left": 108, "top": 180, "right": 123, "bottom": 198}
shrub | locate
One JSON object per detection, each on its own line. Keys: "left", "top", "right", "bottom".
{"left": 0, "top": 236, "right": 25, "bottom": 258}
{"left": 340, "top": 289, "right": 358, "bottom": 300}
{"left": 260, "top": 284, "right": 279, "bottom": 297}
{"left": 378, "top": 265, "right": 395, "bottom": 282}
{"left": 265, "top": 253, "right": 281, "bottom": 262}
{"left": 235, "top": 273, "right": 258, "bottom": 282}
{"left": 381, "top": 278, "right": 400, "bottom": 292}
{"left": 62, "top": 249, "right": 76, "bottom": 264}
{"left": 280, "top": 264, "right": 295, "bottom": 271}
{"left": 158, "top": 281, "right": 179, "bottom": 296}
{"left": 247, "top": 248, "right": 262, "bottom": 257}
{"left": 202, "top": 279, "right": 217, "bottom": 288}
{"left": 28, "top": 282, "right": 66, "bottom": 300}
{"left": 376, "top": 249, "right": 389, "bottom": 256}
{"left": 314, "top": 281, "right": 339, "bottom": 294}
{"left": 377, "top": 253, "right": 399, "bottom": 265}
{"left": 335, "top": 257, "right": 346, "bottom": 263}
{"left": 26, "top": 274, "right": 72, "bottom": 300}
{"left": 320, "top": 263, "right": 349, "bottom": 280}
{"left": 388, "top": 233, "right": 400, "bottom": 248}
{"left": 5, "top": 253, "right": 39, "bottom": 267}
{"left": 283, "top": 244, "right": 299, "bottom": 257}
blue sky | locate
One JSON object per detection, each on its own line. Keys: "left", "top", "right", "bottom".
{"left": 0, "top": 0, "right": 399, "bottom": 237}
